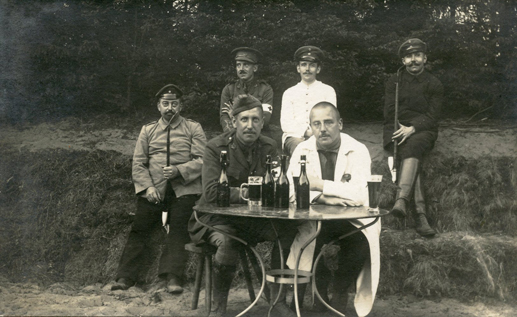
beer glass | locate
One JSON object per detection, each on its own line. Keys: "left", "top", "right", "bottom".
{"left": 367, "top": 175, "right": 383, "bottom": 213}
{"left": 240, "top": 176, "right": 263, "bottom": 206}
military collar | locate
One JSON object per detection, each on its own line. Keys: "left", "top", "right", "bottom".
{"left": 402, "top": 69, "right": 428, "bottom": 83}
{"left": 234, "top": 134, "right": 259, "bottom": 151}
{"left": 158, "top": 115, "right": 183, "bottom": 130}
{"left": 298, "top": 79, "right": 321, "bottom": 88}
{"left": 236, "top": 77, "right": 257, "bottom": 89}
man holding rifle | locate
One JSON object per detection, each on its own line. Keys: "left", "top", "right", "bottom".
{"left": 383, "top": 39, "right": 442, "bottom": 237}
{"left": 112, "top": 84, "right": 206, "bottom": 292}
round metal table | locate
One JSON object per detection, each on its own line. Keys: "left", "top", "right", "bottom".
{"left": 193, "top": 203, "right": 389, "bottom": 317}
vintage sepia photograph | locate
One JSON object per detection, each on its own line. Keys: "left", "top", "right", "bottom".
{"left": 0, "top": 0, "right": 516, "bottom": 316}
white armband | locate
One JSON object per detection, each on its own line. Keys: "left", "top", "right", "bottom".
{"left": 262, "top": 103, "right": 273, "bottom": 113}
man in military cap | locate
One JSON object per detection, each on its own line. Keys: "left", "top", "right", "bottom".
{"left": 383, "top": 38, "right": 442, "bottom": 237}
{"left": 189, "top": 95, "right": 297, "bottom": 317}
{"left": 281, "top": 45, "right": 337, "bottom": 156}
{"left": 220, "top": 47, "right": 274, "bottom": 133}
{"left": 111, "top": 84, "right": 207, "bottom": 292}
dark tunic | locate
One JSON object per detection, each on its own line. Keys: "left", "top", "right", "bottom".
{"left": 188, "top": 130, "right": 279, "bottom": 243}
{"left": 383, "top": 69, "right": 443, "bottom": 160}
{"left": 220, "top": 78, "right": 273, "bottom": 132}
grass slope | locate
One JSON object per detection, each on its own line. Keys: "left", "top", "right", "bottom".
{"left": 0, "top": 144, "right": 515, "bottom": 303}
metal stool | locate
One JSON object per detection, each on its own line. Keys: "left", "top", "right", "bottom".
{"left": 185, "top": 242, "right": 261, "bottom": 313}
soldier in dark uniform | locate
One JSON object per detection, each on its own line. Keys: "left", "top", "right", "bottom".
{"left": 383, "top": 39, "right": 442, "bottom": 237}
{"left": 189, "top": 95, "right": 297, "bottom": 317}
{"left": 111, "top": 85, "right": 207, "bottom": 292}
{"left": 220, "top": 47, "right": 273, "bottom": 133}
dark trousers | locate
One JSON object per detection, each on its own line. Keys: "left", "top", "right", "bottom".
{"left": 205, "top": 218, "right": 299, "bottom": 269}
{"left": 116, "top": 195, "right": 198, "bottom": 282}
{"left": 314, "top": 220, "right": 370, "bottom": 294}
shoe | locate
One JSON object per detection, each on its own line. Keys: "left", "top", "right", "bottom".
{"left": 270, "top": 301, "right": 296, "bottom": 317}
{"left": 111, "top": 278, "right": 134, "bottom": 291}
{"left": 329, "top": 292, "right": 348, "bottom": 314}
{"left": 414, "top": 213, "right": 436, "bottom": 237}
{"left": 167, "top": 275, "right": 183, "bottom": 294}
{"left": 148, "top": 278, "right": 167, "bottom": 293}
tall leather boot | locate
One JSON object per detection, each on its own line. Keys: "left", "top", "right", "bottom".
{"left": 392, "top": 158, "right": 419, "bottom": 218}
{"left": 268, "top": 283, "right": 296, "bottom": 317}
{"left": 413, "top": 174, "right": 436, "bottom": 237}
{"left": 210, "top": 262, "right": 236, "bottom": 317}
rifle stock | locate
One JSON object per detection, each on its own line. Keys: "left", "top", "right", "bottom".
{"left": 392, "top": 66, "right": 405, "bottom": 183}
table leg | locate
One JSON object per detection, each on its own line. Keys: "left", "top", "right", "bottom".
{"left": 194, "top": 211, "right": 267, "bottom": 317}
{"left": 311, "top": 217, "right": 380, "bottom": 317}
{"left": 293, "top": 221, "right": 322, "bottom": 317}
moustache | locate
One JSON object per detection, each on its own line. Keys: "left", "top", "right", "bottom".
{"left": 243, "top": 130, "right": 255, "bottom": 134}
{"left": 239, "top": 71, "right": 247, "bottom": 74}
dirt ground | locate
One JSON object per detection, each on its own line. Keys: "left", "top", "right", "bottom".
{"left": 1, "top": 118, "right": 516, "bottom": 159}
{"left": 1, "top": 118, "right": 516, "bottom": 316}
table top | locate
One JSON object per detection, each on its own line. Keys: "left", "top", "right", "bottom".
{"left": 193, "top": 203, "right": 389, "bottom": 221}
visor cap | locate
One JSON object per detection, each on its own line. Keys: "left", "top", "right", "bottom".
{"left": 398, "top": 38, "right": 427, "bottom": 58}
{"left": 294, "top": 45, "right": 324, "bottom": 63}
{"left": 231, "top": 47, "right": 263, "bottom": 64}
{"left": 155, "top": 84, "right": 183, "bottom": 100}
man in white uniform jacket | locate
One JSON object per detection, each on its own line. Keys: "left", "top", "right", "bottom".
{"left": 281, "top": 45, "right": 337, "bottom": 155}
{"left": 287, "top": 102, "right": 381, "bottom": 317}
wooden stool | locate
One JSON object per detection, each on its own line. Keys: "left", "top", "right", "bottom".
{"left": 185, "top": 242, "right": 260, "bottom": 313}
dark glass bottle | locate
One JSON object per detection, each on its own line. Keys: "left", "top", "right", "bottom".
{"left": 274, "top": 155, "right": 290, "bottom": 208}
{"left": 217, "top": 151, "right": 230, "bottom": 207}
{"left": 296, "top": 155, "right": 310, "bottom": 209}
{"left": 262, "top": 155, "right": 275, "bottom": 207}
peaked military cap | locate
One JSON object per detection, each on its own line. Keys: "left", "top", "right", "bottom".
{"left": 155, "top": 84, "right": 183, "bottom": 100}
{"left": 398, "top": 38, "right": 427, "bottom": 58}
{"left": 231, "top": 47, "right": 263, "bottom": 64}
{"left": 294, "top": 45, "right": 324, "bottom": 63}
{"left": 232, "top": 94, "right": 262, "bottom": 116}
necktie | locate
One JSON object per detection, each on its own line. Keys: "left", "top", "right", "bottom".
{"left": 320, "top": 151, "right": 335, "bottom": 181}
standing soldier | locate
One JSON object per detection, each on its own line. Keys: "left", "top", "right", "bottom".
{"left": 384, "top": 39, "right": 442, "bottom": 237}
{"left": 220, "top": 47, "right": 273, "bottom": 133}
{"left": 280, "top": 45, "right": 337, "bottom": 155}
{"left": 111, "top": 84, "right": 207, "bottom": 292}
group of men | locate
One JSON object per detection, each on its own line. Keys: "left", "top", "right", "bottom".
{"left": 110, "top": 39, "right": 442, "bottom": 317}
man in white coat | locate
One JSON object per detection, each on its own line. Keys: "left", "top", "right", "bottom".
{"left": 280, "top": 45, "right": 337, "bottom": 155}
{"left": 287, "top": 102, "right": 381, "bottom": 317}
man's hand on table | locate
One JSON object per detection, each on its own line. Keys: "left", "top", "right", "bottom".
{"left": 145, "top": 187, "right": 161, "bottom": 204}
{"left": 308, "top": 174, "right": 324, "bottom": 191}
{"left": 316, "top": 195, "right": 361, "bottom": 207}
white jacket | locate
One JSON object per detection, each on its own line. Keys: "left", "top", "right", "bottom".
{"left": 280, "top": 80, "right": 336, "bottom": 146}
{"left": 286, "top": 133, "right": 381, "bottom": 317}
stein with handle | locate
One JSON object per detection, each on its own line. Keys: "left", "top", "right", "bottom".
{"left": 240, "top": 176, "right": 263, "bottom": 206}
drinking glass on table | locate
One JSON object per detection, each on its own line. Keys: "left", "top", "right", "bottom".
{"left": 367, "top": 175, "right": 383, "bottom": 213}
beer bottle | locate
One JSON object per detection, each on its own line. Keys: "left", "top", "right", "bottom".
{"left": 217, "top": 151, "right": 230, "bottom": 207}
{"left": 296, "top": 155, "right": 310, "bottom": 209}
{"left": 275, "top": 155, "right": 289, "bottom": 208}
{"left": 262, "top": 155, "right": 275, "bottom": 207}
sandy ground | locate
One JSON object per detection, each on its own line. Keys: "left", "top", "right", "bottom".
{"left": 1, "top": 119, "right": 516, "bottom": 160}
{"left": 1, "top": 118, "right": 516, "bottom": 316}
{"left": 1, "top": 279, "right": 515, "bottom": 317}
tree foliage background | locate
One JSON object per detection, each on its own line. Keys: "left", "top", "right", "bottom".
{"left": 1, "top": 0, "right": 515, "bottom": 128}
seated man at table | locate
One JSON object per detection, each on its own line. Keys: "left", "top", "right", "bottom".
{"left": 287, "top": 102, "right": 381, "bottom": 317}
{"left": 188, "top": 94, "right": 298, "bottom": 317}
